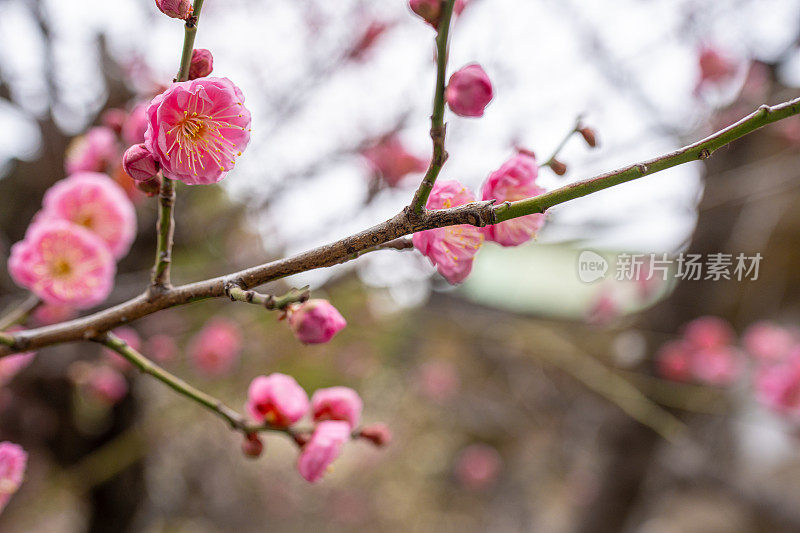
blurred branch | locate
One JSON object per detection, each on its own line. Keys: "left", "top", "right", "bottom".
{"left": 409, "top": 0, "right": 457, "bottom": 215}
{"left": 540, "top": 115, "right": 583, "bottom": 169}
{"left": 3, "top": 97, "right": 800, "bottom": 356}
{"left": 0, "top": 294, "right": 40, "bottom": 331}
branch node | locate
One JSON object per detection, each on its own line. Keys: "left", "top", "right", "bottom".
{"left": 698, "top": 148, "right": 711, "bottom": 160}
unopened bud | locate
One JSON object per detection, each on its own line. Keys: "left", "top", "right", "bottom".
{"left": 122, "top": 144, "right": 159, "bottom": 182}
{"left": 241, "top": 434, "right": 264, "bottom": 458}
{"left": 550, "top": 158, "right": 567, "bottom": 176}
{"left": 579, "top": 127, "right": 598, "bottom": 148}
{"left": 409, "top": 0, "right": 443, "bottom": 27}
{"left": 446, "top": 64, "right": 494, "bottom": 118}
{"left": 358, "top": 423, "right": 392, "bottom": 447}
{"left": 189, "top": 49, "right": 214, "bottom": 80}
{"left": 155, "top": 0, "right": 192, "bottom": 20}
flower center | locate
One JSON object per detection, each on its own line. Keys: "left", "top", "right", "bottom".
{"left": 166, "top": 90, "right": 247, "bottom": 176}
{"left": 51, "top": 258, "right": 73, "bottom": 278}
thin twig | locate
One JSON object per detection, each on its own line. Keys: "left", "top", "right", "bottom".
{"left": 225, "top": 285, "right": 310, "bottom": 310}
{"left": 540, "top": 115, "right": 583, "bottom": 168}
{"left": 409, "top": 0, "right": 457, "bottom": 215}
{"left": 3, "top": 98, "right": 800, "bottom": 356}
{"left": 0, "top": 294, "right": 40, "bottom": 331}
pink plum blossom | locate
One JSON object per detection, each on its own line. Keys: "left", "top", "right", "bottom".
{"left": 412, "top": 180, "right": 484, "bottom": 284}
{"left": 656, "top": 341, "right": 692, "bottom": 382}
{"left": 188, "top": 318, "right": 243, "bottom": 377}
{"left": 65, "top": 126, "right": 119, "bottom": 175}
{"left": 690, "top": 346, "right": 741, "bottom": 385}
{"left": 742, "top": 321, "right": 795, "bottom": 363}
{"left": 297, "top": 420, "right": 351, "bottom": 483}
{"left": 481, "top": 152, "right": 546, "bottom": 246}
{"left": 416, "top": 360, "right": 460, "bottom": 402}
{"left": 287, "top": 299, "right": 347, "bottom": 345}
{"left": 41, "top": 172, "right": 137, "bottom": 259}
{"left": 86, "top": 365, "right": 129, "bottom": 405}
{"left": 683, "top": 316, "right": 735, "bottom": 350}
{"left": 755, "top": 350, "right": 800, "bottom": 415}
{"left": 122, "top": 103, "right": 149, "bottom": 146}
{"left": 189, "top": 49, "right": 214, "bottom": 79}
{"left": 361, "top": 135, "right": 427, "bottom": 187}
{"left": 123, "top": 143, "right": 160, "bottom": 182}
{"left": 246, "top": 373, "right": 309, "bottom": 427}
{"left": 697, "top": 45, "right": 737, "bottom": 89}
{"left": 311, "top": 387, "right": 363, "bottom": 429}
{"left": 101, "top": 108, "right": 127, "bottom": 134}
{"left": 8, "top": 220, "right": 116, "bottom": 309}
{"left": 446, "top": 64, "right": 493, "bottom": 118}
{"left": 0, "top": 442, "right": 27, "bottom": 514}
{"left": 454, "top": 444, "right": 502, "bottom": 491}
{"left": 32, "top": 304, "right": 78, "bottom": 326}
{"left": 144, "top": 77, "right": 252, "bottom": 185}
{"left": 155, "top": 0, "right": 192, "bottom": 19}
{"left": 147, "top": 334, "right": 178, "bottom": 363}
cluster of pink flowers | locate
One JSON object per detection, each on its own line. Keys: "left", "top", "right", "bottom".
{"left": 123, "top": 77, "right": 252, "bottom": 186}
{"left": 245, "top": 374, "right": 382, "bottom": 483}
{"left": 8, "top": 171, "right": 136, "bottom": 309}
{"left": 655, "top": 318, "right": 800, "bottom": 419}
{"left": 656, "top": 316, "right": 741, "bottom": 385}
{"left": 0, "top": 442, "right": 27, "bottom": 514}
{"left": 414, "top": 151, "right": 548, "bottom": 284}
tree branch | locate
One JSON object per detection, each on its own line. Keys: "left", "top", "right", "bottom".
{"left": 0, "top": 294, "right": 40, "bottom": 331}
{"left": 150, "top": 174, "right": 176, "bottom": 290}
{"left": 225, "top": 284, "right": 310, "bottom": 310}
{"left": 409, "top": 0, "right": 457, "bottom": 215}
{"left": 2, "top": 97, "right": 799, "bottom": 356}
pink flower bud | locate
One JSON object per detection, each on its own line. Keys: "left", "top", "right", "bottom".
{"left": 409, "top": 0, "right": 469, "bottom": 28}
{"left": 241, "top": 434, "right": 264, "bottom": 458}
{"left": 246, "top": 373, "right": 309, "bottom": 427}
{"left": 297, "top": 420, "right": 351, "bottom": 483}
{"left": 454, "top": 444, "right": 501, "bottom": 491}
{"left": 0, "top": 442, "right": 27, "bottom": 513}
{"left": 311, "top": 387, "right": 363, "bottom": 429}
{"left": 755, "top": 349, "right": 800, "bottom": 415}
{"left": 287, "top": 299, "right": 347, "bottom": 345}
{"left": 656, "top": 341, "right": 692, "bottom": 382}
{"left": 550, "top": 158, "right": 567, "bottom": 176}
{"left": 188, "top": 318, "right": 243, "bottom": 377}
{"left": 743, "top": 322, "right": 795, "bottom": 363}
{"left": 155, "top": 0, "right": 192, "bottom": 19}
{"left": 123, "top": 144, "right": 159, "bottom": 182}
{"left": 446, "top": 64, "right": 493, "bottom": 118}
{"left": 579, "top": 127, "right": 598, "bottom": 148}
{"left": 189, "top": 49, "right": 214, "bottom": 80}
{"left": 682, "top": 316, "right": 735, "bottom": 350}
{"left": 87, "top": 365, "right": 129, "bottom": 405}
{"left": 358, "top": 423, "right": 392, "bottom": 447}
